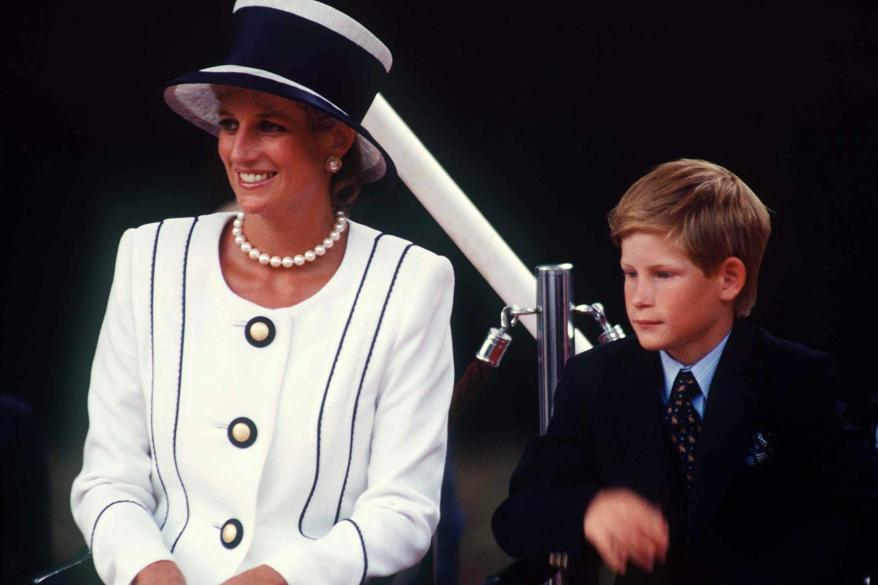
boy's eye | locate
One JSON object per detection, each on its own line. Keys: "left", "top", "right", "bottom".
{"left": 218, "top": 118, "right": 238, "bottom": 132}
{"left": 656, "top": 271, "right": 672, "bottom": 279}
{"left": 622, "top": 270, "right": 636, "bottom": 278}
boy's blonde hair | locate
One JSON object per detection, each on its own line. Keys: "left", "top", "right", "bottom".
{"left": 608, "top": 159, "right": 771, "bottom": 317}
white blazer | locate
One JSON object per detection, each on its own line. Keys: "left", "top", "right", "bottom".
{"left": 71, "top": 212, "right": 455, "bottom": 585}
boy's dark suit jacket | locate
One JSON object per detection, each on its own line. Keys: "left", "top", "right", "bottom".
{"left": 493, "top": 321, "right": 878, "bottom": 585}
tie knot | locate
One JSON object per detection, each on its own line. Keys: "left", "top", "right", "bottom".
{"left": 672, "top": 370, "right": 701, "bottom": 401}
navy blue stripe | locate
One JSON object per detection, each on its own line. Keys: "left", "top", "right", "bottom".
{"left": 299, "top": 233, "right": 385, "bottom": 539}
{"left": 148, "top": 221, "right": 172, "bottom": 530}
{"left": 341, "top": 519, "right": 368, "bottom": 585}
{"left": 228, "top": 7, "right": 386, "bottom": 121}
{"left": 334, "top": 244, "right": 414, "bottom": 523}
{"left": 90, "top": 500, "right": 149, "bottom": 551}
{"left": 170, "top": 217, "right": 198, "bottom": 552}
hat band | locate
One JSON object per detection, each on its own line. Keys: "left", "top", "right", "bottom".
{"left": 200, "top": 65, "right": 349, "bottom": 117}
{"left": 226, "top": 6, "right": 386, "bottom": 122}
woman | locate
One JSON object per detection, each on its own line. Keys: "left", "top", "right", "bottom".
{"left": 70, "top": 2, "right": 455, "bottom": 585}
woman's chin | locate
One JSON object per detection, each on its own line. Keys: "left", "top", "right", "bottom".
{"left": 233, "top": 191, "right": 274, "bottom": 215}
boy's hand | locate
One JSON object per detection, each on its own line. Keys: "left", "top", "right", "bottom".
{"left": 583, "top": 488, "right": 669, "bottom": 575}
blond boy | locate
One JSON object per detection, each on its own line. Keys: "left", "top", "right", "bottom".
{"left": 493, "top": 160, "right": 877, "bottom": 584}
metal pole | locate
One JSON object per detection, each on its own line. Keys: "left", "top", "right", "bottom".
{"left": 536, "top": 264, "right": 574, "bottom": 585}
{"left": 536, "top": 264, "right": 575, "bottom": 435}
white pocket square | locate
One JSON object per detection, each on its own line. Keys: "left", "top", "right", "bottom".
{"left": 744, "top": 430, "right": 775, "bottom": 466}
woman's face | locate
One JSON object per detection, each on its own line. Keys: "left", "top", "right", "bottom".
{"left": 216, "top": 89, "right": 338, "bottom": 215}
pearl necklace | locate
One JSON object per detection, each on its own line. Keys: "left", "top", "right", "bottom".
{"left": 231, "top": 211, "right": 347, "bottom": 268}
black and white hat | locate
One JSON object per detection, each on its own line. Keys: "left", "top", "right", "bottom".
{"left": 164, "top": 0, "right": 395, "bottom": 186}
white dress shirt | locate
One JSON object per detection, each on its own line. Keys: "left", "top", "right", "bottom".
{"left": 659, "top": 331, "right": 731, "bottom": 418}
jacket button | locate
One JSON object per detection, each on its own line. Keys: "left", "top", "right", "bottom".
{"left": 245, "top": 316, "right": 275, "bottom": 348}
{"left": 228, "top": 417, "right": 257, "bottom": 448}
{"left": 220, "top": 519, "right": 243, "bottom": 549}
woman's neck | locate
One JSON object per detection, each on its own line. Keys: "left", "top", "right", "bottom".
{"left": 240, "top": 198, "right": 338, "bottom": 258}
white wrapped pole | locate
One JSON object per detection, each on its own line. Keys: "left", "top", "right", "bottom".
{"left": 363, "top": 94, "right": 592, "bottom": 351}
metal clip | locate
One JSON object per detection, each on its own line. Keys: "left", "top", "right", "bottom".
{"left": 572, "top": 302, "right": 626, "bottom": 345}
{"left": 476, "top": 305, "right": 539, "bottom": 367}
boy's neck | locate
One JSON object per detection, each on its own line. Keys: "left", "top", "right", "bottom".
{"left": 665, "top": 314, "right": 735, "bottom": 366}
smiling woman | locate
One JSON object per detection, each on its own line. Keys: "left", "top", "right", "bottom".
{"left": 214, "top": 87, "right": 365, "bottom": 215}
{"left": 69, "top": 2, "right": 455, "bottom": 585}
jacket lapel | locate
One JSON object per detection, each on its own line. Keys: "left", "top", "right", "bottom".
{"left": 612, "top": 345, "right": 669, "bottom": 501}
{"left": 689, "top": 321, "right": 760, "bottom": 541}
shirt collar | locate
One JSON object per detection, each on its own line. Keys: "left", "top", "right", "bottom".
{"left": 659, "top": 329, "right": 732, "bottom": 400}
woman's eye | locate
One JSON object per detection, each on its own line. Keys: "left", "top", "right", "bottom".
{"left": 622, "top": 270, "right": 636, "bottom": 279}
{"left": 656, "top": 271, "right": 672, "bottom": 279}
{"left": 259, "top": 121, "right": 286, "bottom": 132}
{"left": 218, "top": 118, "right": 238, "bottom": 132}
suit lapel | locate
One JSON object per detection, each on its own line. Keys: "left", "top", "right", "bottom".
{"left": 612, "top": 345, "right": 669, "bottom": 501}
{"left": 689, "top": 321, "right": 760, "bottom": 541}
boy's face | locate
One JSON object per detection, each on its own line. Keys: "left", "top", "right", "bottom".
{"left": 620, "top": 231, "right": 737, "bottom": 364}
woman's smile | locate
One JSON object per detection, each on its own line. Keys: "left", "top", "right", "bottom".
{"left": 237, "top": 171, "right": 278, "bottom": 187}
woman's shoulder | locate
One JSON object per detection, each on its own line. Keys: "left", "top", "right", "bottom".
{"left": 348, "top": 220, "right": 454, "bottom": 281}
{"left": 129, "top": 211, "right": 230, "bottom": 235}
{"left": 117, "top": 212, "right": 230, "bottom": 251}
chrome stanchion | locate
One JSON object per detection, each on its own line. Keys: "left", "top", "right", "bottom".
{"left": 536, "top": 264, "right": 575, "bottom": 435}
{"left": 478, "top": 264, "right": 625, "bottom": 585}
{"left": 536, "top": 264, "right": 575, "bottom": 585}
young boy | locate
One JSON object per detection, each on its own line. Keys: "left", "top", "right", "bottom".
{"left": 492, "top": 159, "right": 877, "bottom": 584}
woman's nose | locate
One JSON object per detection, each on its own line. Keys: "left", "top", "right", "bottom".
{"left": 229, "top": 129, "right": 258, "bottom": 164}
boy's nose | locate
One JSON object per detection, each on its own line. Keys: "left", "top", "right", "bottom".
{"left": 631, "top": 280, "right": 654, "bottom": 307}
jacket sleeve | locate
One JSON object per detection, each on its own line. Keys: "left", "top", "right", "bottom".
{"left": 265, "top": 252, "right": 456, "bottom": 585}
{"left": 492, "top": 353, "right": 602, "bottom": 561}
{"left": 70, "top": 228, "right": 175, "bottom": 585}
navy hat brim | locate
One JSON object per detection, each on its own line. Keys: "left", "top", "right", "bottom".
{"left": 164, "top": 69, "right": 396, "bottom": 190}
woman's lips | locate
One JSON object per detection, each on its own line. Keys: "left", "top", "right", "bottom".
{"left": 634, "top": 320, "right": 662, "bottom": 327}
{"left": 236, "top": 171, "right": 277, "bottom": 188}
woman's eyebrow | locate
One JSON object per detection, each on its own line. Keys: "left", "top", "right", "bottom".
{"left": 257, "top": 109, "right": 286, "bottom": 118}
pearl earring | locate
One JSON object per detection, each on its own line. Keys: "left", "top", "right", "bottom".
{"left": 325, "top": 155, "right": 343, "bottom": 174}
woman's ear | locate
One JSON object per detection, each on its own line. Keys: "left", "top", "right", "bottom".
{"left": 718, "top": 256, "right": 746, "bottom": 302}
{"left": 328, "top": 124, "right": 356, "bottom": 158}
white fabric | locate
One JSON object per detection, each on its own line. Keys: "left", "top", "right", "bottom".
{"left": 71, "top": 212, "right": 455, "bottom": 585}
{"left": 233, "top": 0, "right": 393, "bottom": 72}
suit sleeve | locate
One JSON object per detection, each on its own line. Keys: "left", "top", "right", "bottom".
{"left": 70, "top": 229, "right": 175, "bottom": 585}
{"left": 492, "top": 354, "right": 603, "bottom": 560}
{"left": 265, "top": 253, "right": 455, "bottom": 585}
{"left": 722, "top": 353, "right": 878, "bottom": 585}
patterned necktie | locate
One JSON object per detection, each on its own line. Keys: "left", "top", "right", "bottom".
{"left": 665, "top": 369, "right": 702, "bottom": 487}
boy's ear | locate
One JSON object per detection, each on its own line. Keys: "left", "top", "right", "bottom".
{"left": 718, "top": 257, "right": 746, "bottom": 302}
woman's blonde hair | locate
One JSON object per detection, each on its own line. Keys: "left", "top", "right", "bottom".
{"left": 608, "top": 159, "right": 771, "bottom": 317}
